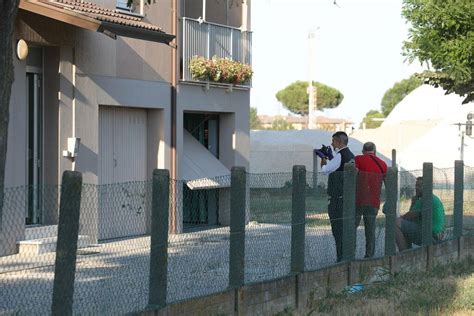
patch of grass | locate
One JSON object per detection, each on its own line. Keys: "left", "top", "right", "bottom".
{"left": 273, "top": 306, "right": 294, "bottom": 316}
{"left": 250, "top": 194, "right": 327, "bottom": 224}
{"left": 308, "top": 257, "right": 474, "bottom": 315}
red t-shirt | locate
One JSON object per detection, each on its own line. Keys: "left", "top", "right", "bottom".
{"left": 355, "top": 154, "right": 388, "bottom": 208}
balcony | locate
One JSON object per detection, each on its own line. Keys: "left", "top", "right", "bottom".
{"left": 180, "top": 17, "right": 252, "bottom": 89}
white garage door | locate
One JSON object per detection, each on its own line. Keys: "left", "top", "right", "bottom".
{"left": 99, "top": 106, "right": 148, "bottom": 240}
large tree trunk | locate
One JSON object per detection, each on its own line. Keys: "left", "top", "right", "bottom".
{"left": 0, "top": 0, "right": 20, "bottom": 228}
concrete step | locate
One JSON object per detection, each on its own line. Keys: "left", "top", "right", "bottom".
{"left": 24, "top": 225, "right": 58, "bottom": 240}
{"left": 18, "top": 235, "right": 90, "bottom": 255}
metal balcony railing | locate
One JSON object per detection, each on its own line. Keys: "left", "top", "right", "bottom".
{"left": 181, "top": 17, "right": 252, "bottom": 88}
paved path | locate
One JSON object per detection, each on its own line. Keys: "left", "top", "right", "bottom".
{"left": 0, "top": 224, "right": 385, "bottom": 315}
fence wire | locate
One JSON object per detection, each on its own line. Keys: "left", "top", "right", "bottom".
{"left": 0, "top": 185, "right": 59, "bottom": 316}
{"left": 246, "top": 173, "right": 292, "bottom": 284}
{"left": 464, "top": 166, "right": 474, "bottom": 236}
{"left": 167, "top": 178, "right": 230, "bottom": 303}
{"left": 0, "top": 165, "right": 473, "bottom": 315}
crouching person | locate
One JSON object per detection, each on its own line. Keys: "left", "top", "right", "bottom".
{"left": 396, "top": 176, "right": 445, "bottom": 251}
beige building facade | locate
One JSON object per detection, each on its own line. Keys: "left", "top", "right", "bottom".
{"left": 2, "top": 0, "right": 251, "bottom": 256}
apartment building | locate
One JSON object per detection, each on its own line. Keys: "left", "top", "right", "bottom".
{"left": 1, "top": 0, "right": 251, "bottom": 255}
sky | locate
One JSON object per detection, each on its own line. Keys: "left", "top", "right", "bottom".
{"left": 250, "top": 0, "right": 425, "bottom": 126}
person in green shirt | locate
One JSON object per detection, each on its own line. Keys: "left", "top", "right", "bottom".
{"left": 395, "top": 176, "right": 445, "bottom": 251}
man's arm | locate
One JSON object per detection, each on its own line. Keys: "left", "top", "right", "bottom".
{"left": 402, "top": 196, "right": 421, "bottom": 221}
{"left": 401, "top": 211, "right": 420, "bottom": 221}
{"left": 321, "top": 153, "right": 341, "bottom": 174}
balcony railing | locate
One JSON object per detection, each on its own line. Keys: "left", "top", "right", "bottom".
{"left": 181, "top": 17, "right": 252, "bottom": 88}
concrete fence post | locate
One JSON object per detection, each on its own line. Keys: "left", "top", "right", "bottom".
{"left": 384, "top": 167, "right": 398, "bottom": 256}
{"left": 422, "top": 163, "right": 433, "bottom": 246}
{"left": 291, "top": 165, "right": 306, "bottom": 273}
{"left": 51, "top": 171, "right": 83, "bottom": 316}
{"left": 148, "top": 169, "right": 170, "bottom": 308}
{"left": 453, "top": 160, "right": 464, "bottom": 238}
{"left": 313, "top": 151, "right": 319, "bottom": 194}
{"left": 229, "top": 167, "right": 246, "bottom": 288}
{"left": 391, "top": 149, "right": 397, "bottom": 168}
{"left": 342, "top": 163, "right": 357, "bottom": 262}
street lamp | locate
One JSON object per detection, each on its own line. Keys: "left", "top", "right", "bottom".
{"left": 454, "top": 112, "right": 473, "bottom": 160}
{"left": 467, "top": 113, "right": 473, "bottom": 136}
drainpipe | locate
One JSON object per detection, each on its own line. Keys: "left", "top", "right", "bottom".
{"left": 170, "top": 0, "right": 178, "bottom": 233}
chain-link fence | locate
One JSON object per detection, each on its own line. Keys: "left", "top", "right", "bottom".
{"left": 0, "top": 164, "right": 473, "bottom": 315}
{"left": 246, "top": 172, "right": 293, "bottom": 284}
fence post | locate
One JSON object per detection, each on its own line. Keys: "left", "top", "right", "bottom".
{"left": 291, "top": 165, "right": 306, "bottom": 273}
{"left": 342, "top": 163, "right": 357, "bottom": 262}
{"left": 51, "top": 171, "right": 83, "bottom": 316}
{"left": 422, "top": 163, "right": 433, "bottom": 246}
{"left": 148, "top": 169, "right": 170, "bottom": 308}
{"left": 391, "top": 149, "right": 397, "bottom": 168}
{"left": 453, "top": 160, "right": 464, "bottom": 238}
{"left": 384, "top": 167, "right": 398, "bottom": 256}
{"left": 313, "top": 151, "right": 319, "bottom": 194}
{"left": 229, "top": 167, "right": 246, "bottom": 288}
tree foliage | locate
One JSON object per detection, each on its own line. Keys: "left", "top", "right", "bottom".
{"left": 275, "top": 81, "right": 344, "bottom": 115}
{"left": 381, "top": 75, "right": 423, "bottom": 116}
{"left": 250, "top": 107, "right": 262, "bottom": 130}
{"left": 271, "top": 117, "right": 294, "bottom": 131}
{"left": 402, "top": 0, "right": 474, "bottom": 103}
{"left": 360, "top": 110, "right": 385, "bottom": 129}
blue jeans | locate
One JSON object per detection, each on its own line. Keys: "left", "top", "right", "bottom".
{"left": 400, "top": 219, "right": 422, "bottom": 246}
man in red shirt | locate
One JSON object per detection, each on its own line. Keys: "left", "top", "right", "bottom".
{"left": 355, "top": 142, "right": 388, "bottom": 258}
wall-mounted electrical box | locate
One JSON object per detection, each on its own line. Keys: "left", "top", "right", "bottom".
{"left": 63, "top": 137, "right": 81, "bottom": 159}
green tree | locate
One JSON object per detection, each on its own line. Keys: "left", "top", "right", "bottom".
{"left": 271, "top": 117, "right": 294, "bottom": 131}
{"left": 381, "top": 75, "right": 423, "bottom": 116}
{"left": 360, "top": 110, "right": 385, "bottom": 129}
{"left": 275, "top": 81, "right": 344, "bottom": 115}
{"left": 402, "top": 0, "right": 474, "bottom": 104}
{"left": 250, "top": 107, "right": 262, "bottom": 129}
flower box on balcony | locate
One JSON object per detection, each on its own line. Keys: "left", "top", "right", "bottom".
{"left": 189, "top": 55, "right": 253, "bottom": 86}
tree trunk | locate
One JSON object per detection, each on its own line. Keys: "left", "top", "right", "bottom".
{"left": 0, "top": 0, "right": 20, "bottom": 228}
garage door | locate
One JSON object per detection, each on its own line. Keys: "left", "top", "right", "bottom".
{"left": 99, "top": 106, "right": 147, "bottom": 240}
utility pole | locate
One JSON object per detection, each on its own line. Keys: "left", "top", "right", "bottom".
{"left": 307, "top": 28, "right": 319, "bottom": 129}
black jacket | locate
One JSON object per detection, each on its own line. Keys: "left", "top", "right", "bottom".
{"left": 327, "top": 147, "right": 355, "bottom": 198}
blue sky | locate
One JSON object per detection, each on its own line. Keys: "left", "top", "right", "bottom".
{"left": 250, "top": 0, "right": 425, "bottom": 125}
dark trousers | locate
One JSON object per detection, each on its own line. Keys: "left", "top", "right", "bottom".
{"left": 328, "top": 197, "right": 343, "bottom": 262}
{"left": 355, "top": 205, "right": 378, "bottom": 258}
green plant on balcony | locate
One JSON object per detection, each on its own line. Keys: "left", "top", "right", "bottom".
{"left": 189, "top": 55, "right": 253, "bottom": 85}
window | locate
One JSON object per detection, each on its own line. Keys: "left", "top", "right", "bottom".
{"left": 116, "top": 0, "right": 144, "bottom": 16}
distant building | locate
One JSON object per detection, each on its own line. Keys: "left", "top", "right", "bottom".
{"left": 258, "top": 115, "right": 354, "bottom": 133}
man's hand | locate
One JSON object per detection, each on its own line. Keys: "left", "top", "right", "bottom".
{"left": 320, "top": 158, "right": 328, "bottom": 167}
{"left": 402, "top": 211, "right": 420, "bottom": 221}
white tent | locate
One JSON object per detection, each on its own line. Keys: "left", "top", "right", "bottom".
{"left": 250, "top": 129, "right": 373, "bottom": 174}
{"left": 352, "top": 85, "right": 474, "bottom": 170}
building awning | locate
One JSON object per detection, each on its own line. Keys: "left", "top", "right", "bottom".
{"left": 19, "top": 0, "right": 175, "bottom": 44}
{"left": 183, "top": 130, "right": 231, "bottom": 190}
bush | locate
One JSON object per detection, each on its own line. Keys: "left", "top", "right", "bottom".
{"left": 189, "top": 55, "right": 253, "bottom": 85}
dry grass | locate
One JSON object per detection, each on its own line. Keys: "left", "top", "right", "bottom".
{"left": 307, "top": 257, "right": 474, "bottom": 316}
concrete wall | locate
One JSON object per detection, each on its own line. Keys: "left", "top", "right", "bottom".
{"left": 141, "top": 236, "right": 474, "bottom": 316}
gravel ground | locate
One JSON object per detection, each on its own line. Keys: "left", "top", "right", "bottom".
{"left": 0, "top": 224, "right": 385, "bottom": 315}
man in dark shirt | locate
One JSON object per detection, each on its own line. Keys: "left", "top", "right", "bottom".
{"left": 321, "top": 131, "right": 355, "bottom": 262}
{"left": 354, "top": 142, "right": 387, "bottom": 258}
